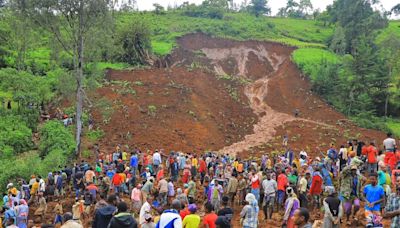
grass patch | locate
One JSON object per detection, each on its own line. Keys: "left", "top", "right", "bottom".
{"left": 376, "top": 21, "right": 400, "bottom": 43}
{"left": 152, "top": 41, "right": 174, "bottom": 55}
{"left": 292, "top": 48, "right": 340, "bottom": 81}
{"left": 86, "top": 129, "right": 105, "bottom": 142}
{"left": 89, "top": 62, "right": 129, "bottom": 70}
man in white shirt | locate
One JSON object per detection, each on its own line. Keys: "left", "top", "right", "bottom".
{"left": 383, "top": 133, "right": 396, "bottom": 152}
{"left": 153, "top": 150, "right": 162, "bottom": 172}
{"left": 139, "top": 195, "right": 152, "bottom": 226}
{"left": 262, "top": 173, "right": 277, "bottom": 220}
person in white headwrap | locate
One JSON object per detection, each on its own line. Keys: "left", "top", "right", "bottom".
{"left": 240, "top": 193, "right": 259, "bottom": 228}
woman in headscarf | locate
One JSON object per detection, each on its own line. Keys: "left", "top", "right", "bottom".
{"left": 15, "top": 199, "right": 29, "bottom": 228}
{"left": 240, "top": 193, "right": 259, "bottom": 228}
{"left": 283, "top": 187, "right": 300, "bottom": 228}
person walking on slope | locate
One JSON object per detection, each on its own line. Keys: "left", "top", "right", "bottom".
{"left": 240, "top": 193, "right": 259, "bottom": 228}
{"left": 262, "top": 172, "right": 277, "bottom": 220}
{"left": 309, "top": 167, "right": 323, "bottom": 210}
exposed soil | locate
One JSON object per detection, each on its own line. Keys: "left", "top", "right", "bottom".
{"left": 91, "top": 67, "right": 256, "bottom": 154}
{"left": 171, "top": 33, "right": 386, "bottom": 157}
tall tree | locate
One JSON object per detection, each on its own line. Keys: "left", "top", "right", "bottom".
{"left": 379, "top": 34, "right": 400, "bottom": 116}
{"left": 329, "top": 26, "right": 346, "bottom": 55}
{"left": 327, "top": 0, "right": 387, "bottom": 54}
{"left": 28, "top": 0, "right": 109, "bottom": 155}
{"left": 299, "top": 0, "right": 313, "bottom": 16}
{"left": 249, "top": 0, "right": 271, "bottom": 17}
{"left": 392, "top": 3, "right": 400, "bottom": 15}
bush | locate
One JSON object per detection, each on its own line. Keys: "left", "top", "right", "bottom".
{"left": 38, "top": 120, "right": 75, "bottom": 158}
{"left": 116, "top": 21, "right": 152, "bottom": 65}
{"left": 0, "top": 115, "right": 32, "bottom": 155}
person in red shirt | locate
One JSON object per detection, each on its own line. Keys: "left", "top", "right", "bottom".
{"left": 363, "top": 142, "right": 378, "bottom": 174}
{"left": 180, "top": 201, "right": 190, "bottom": 220}
{"left": 250, "top": 170, "right": 261, "bottom": 202}
{"left": 309, "top": 167, "right": 323, "bottom": 210}
{"left": 277, "top": 169, "right": 288, "bottom": 211}
{"left": 111, "top": 172, "right": 123, "bottom": 195}
{"left": 203, "top": 202, "right": 218, "bottom": 228}
{"left": 199, "top": 157, "right": 207, "bottom": 185}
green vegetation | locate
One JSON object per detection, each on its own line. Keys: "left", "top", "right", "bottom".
{"left": 0, "top": 120, "right": 75, "bottom": 193}
{"left": 0, "top": 115, "right": 32, "bottom": 156}
{"left": 387, "top": 119, "right": 400, "bottom": 137}
{"left": 147, "top": 105, "right": 157, "bottom": 117}
{"left": 86, "top": 129, "right": 105, "bottom": 142}
{"left": 292, "top": 48, "right": 339, "bottom": 81}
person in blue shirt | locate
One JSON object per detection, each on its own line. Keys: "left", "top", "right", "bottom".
{"left": 363, "top": 172, "right": 385, "bottom": 226}
{"left": 130, "top": 152, "right": 139, "bottom": 175}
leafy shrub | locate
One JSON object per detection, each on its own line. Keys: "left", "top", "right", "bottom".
{"left": 0, "top": 115, "right": 32, "bottom": 155}
{"left": 39, "top": 120, "right": 75, "bottom": 157}
{"left": 116, "top": 20, "right": 152, "bottom": 65}
{"left": 86, "top": 129, "right": 105, "bottom": 142}
{"left": 147, "top": 105, "right": 157, "bottom": 117}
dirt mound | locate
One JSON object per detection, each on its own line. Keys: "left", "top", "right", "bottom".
{"left": 91, "top": 67, "right": 256, "bottom": 153}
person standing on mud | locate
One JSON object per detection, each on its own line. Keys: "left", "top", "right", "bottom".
{"left": 226, "top": 174, "right": 238, "bottom": 206}
{"left": 339, "top": 165, "right": 362, "bottom": 226}
{"left": 262, "top": 172, "right": 277, "bottom": 220}
{"left": 322, "top": 187, "right": 343, "bottom": 228}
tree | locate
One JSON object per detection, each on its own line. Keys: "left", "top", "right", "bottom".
{"left": 153, "top": 3, "right": 165, "bottom": 15}
{"left": 249, "top": 0, "right": 271, "bottom": 17}
{"left": 327, "top": 0, "right": 387, "bottom": 54}
{"left": 299, "top": 0, "right": 313, "bottom": 17}
{"left": 392, "top": 3, "right": 400, "bottom": 15}
{"left": 117, "top": 21, "right": 151, "bottom": 65}
{"left": 329, "top": 26, "right": 347, "bottom": 55}
{"left": 379, "top": 34, "right": 400, "bottom": 116}
{"left": 28, "top": 0, "right": 109, "bottom": 155}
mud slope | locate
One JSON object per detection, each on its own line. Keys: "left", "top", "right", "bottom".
{"left": 173, "top": 33, "right": 385, "bottom": 155}
{"left": 91, "top": 67, "right": 256, "bottom": 153}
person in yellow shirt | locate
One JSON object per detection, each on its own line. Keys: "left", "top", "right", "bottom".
{"left": 191, "top": 155, "right": 198, "bottom": 177}
{"left": 29, "top": 179, "right": 39, "bottom": 204}
{"left": 182, "top": 204, "right": 200, "bottom": 228}
{"left": 233, "top": 159, "right": 239, "bottom": 170}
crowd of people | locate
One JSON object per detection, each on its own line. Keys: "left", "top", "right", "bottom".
{"left": 1, "top": 133, "right": 400, "bottom": 228}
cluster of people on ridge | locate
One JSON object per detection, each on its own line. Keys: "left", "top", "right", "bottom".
{"left": 1, "top": 133, "right": 400, "bottom": 228}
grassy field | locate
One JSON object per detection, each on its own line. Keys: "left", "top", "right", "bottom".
{"left": 292, "top": 48, "right": 340, "bottom": 81}
{"left": 116, "top": 12, "right": 334, "bottom": 55}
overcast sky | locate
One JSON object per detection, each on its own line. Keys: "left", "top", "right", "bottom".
{"left": 135, "top": 0, "right": 399, "bottom": 18}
